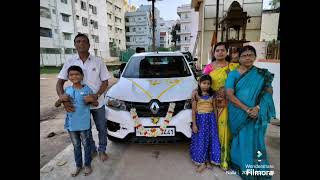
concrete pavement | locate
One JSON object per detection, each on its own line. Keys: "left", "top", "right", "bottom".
{"left": 40, "top": 124, "right": 279, "bottom": 180}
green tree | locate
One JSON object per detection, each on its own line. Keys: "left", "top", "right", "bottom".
{"left": 157, "top": 47, "right": 170, "bottom": 51}
{"left": 110, "top": 42, "right": 120, "bottom": 57}
{"left": 171, "top": 24, "right": 180, "bottom": 47}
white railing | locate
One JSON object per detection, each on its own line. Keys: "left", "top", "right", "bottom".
{"left": 177, "top": 6, "right": 191, "bottom": 13}
{"left": 176, "top": 30, "right": 191, "bottom": 34}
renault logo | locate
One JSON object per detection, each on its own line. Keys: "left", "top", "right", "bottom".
{"left": 150, "top": 101, "right": 160, "bottom": 114}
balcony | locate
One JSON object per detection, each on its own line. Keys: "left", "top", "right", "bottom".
{"left": 125, "top": 21, "right": 148, "bottom": 26}
{"left": 176, "top": 30, "right": 191, "bottom": 35}
{"left": 179, "top": 18, "right": 191, "bottom": 23}
{"left": 126, "top": 32, "right": 136, "bottom": 36}
{"left": 177, "top": 6, "right": 192, "bottom": 13}
{"left": 136, "top": 41, "right": 146, "bottom": 44}
{"left": 126, "top": 41, "right": 146, "bottom": 46}
{"left": 176, "top": 40, "right": 191, "bottom": 46}
{"left": 136, "top": 31, "right": 146, "bottom": 35}
{"left": 126, "top": 41, "right": 136, "bottom": 46}
{"left": 125, "top": 22, "right": 135, "bottom": 26}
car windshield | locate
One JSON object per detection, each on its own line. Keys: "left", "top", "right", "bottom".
{"left": 182, "top": 52, "right": 192, "bottom": 62}
{"left": 122, "top": 55, "right": 192, "bottom": 78}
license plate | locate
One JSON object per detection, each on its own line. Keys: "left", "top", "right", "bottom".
{"left": 136, "top": 127, "right": 175, "bottom": 137}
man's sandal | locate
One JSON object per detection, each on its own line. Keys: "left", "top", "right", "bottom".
{"left": 84, "top": 166, "right": 92, "bottom": 176}
{"left": 71, "top": 167, "right": 82, "bottom": 177}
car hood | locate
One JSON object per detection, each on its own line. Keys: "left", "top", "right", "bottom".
{"left": 106, "top": 76, "right": 197, "bottom": 102}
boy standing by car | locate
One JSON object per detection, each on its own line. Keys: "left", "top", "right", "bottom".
{"left": 55, "top": 66, "right": 98, "bottom": 176}
{"left": 56, "top": 33, "right": 112, "bottom": 161}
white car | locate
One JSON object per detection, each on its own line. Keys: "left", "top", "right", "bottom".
{"left": 105, "top": 52, "right": 198, "bottom": 143}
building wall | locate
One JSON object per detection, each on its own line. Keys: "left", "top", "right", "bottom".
{"left": 159, "top": 19, "right": 176, "bottom": 48}
{"left": 40, "top": 0, "right": 111, "bottom": 66}
{"left": 125, "top": 5, "right": 160, "bottom": 50}
{"left": 40, "top": 0, "right": 77, "bottom": 66}
{"left": 96, "top": 0, "right": 110, "bottom": 58}
{"left": 254, "top": 61, "right": 280, "bottom": 119}
{"left": 190, "top": 10, "right": 199, "bottom": 54}
{"left": 177, "top": 4, "right": 198, "bottom": 53}
{"left": 74, "top": 0, "right": 106, "bottom": 57}
{"left": 260, "top": 12, "right": 279, "bottom": 41}
{"left": 125, "top": 11, "right": 152, "bottom": 50}
{"left": 106, "top": 0, "right": 126, "bottom": 50}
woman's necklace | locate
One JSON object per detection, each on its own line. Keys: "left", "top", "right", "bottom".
{"left": 212, "top": 60, "right": 228, "bottom": 69}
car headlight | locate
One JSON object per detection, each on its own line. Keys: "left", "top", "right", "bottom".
{"left": 184, "top": 99, "right": 192, "bottom": 109}
{"left": 105, "top": 96, "right": 126, "bottom": 111}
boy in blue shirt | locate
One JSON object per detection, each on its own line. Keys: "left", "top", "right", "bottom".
{"left": 55, "top": 65, "right": 98, "bottom": 176}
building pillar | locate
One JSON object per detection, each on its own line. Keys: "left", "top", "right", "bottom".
{"left": 242, "top": 21, "right": 247, "bottom": 40}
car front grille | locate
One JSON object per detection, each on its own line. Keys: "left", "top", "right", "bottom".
{"left": 125, "top": 100, "right": 186, "bottom": 117}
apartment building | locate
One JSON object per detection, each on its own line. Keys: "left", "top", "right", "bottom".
{"left": 106, "top": 0, "right": 126, "bottom": 51}
{"left": 159, "top": 18, "right": 176, "bottom": 48}
{"left": 125, "top": 5, "right": 160, "bottom": 50}
{"left": 40, "top": 0, "right": 77, "bottom": 66}
{"left": 176, "top": 4, "right": 199, "bottom": 53}
{"left": 40, "top": 0, "right": 110, "bottom": 66}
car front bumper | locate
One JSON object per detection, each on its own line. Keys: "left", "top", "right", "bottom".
{"left": 105, "top": 106, "right": 192, "bottom": 140}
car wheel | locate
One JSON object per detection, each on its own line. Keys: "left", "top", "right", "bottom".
{"left": 107, "top": 135, "right": 125, "bottom": 143}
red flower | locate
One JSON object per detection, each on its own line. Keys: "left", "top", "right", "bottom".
{"left": 164, "top": 120, "right": 170, "bottom": 123}
{"left": 133, "top": 115, "right": 137, "bottom": 119}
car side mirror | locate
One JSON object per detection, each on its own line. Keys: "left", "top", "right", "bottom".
{"left": 193, "top": 58, "right": 198, "bottom": 61}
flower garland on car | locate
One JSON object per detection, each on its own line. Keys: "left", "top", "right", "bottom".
{"left": 130, "top": 103, "right": 176, "bottom": 137}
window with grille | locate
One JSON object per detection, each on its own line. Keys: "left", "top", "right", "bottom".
{"left": 61, "top": 0, "right": 67, "bottom": 4}
{"left": 63, "top": 33, "right": 72, "bottom": 40}
{"left": 89, "top": 4, "right": 97, "bottom": 14}
{"left": 40, "top": 7, "right": 51, "bottom": 18}
{"left": 40, "top": 27, "right": 52, "bottom": 38}
{"left": 82, "top": 17, "right": 88, "bottom": 26}
{"left": 81, "top": 1, "right": 86, "bottom": 10}
{"left": 61, "top": 13, "right": 70, "bottom": 22}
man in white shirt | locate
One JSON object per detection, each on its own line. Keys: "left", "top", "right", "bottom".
{"left": 56, "top": 33, "right": 111, "bottom": 161}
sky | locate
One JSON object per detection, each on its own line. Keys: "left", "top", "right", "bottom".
{"left": 129, "top": 0, "right": 191, "bottom": 21}
{"left": 129, "top": 0, "right": 273, "bottom": 21}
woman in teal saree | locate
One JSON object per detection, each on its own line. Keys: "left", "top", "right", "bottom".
{"left": 225, "top": 45, "right": 276, "bottom": 180}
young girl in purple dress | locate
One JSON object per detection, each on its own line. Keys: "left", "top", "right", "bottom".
{"left": 190, "top": 75, "right": 221, "bottom": 173}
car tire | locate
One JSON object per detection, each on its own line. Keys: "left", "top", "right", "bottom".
{"left": 107, "top": 135, "right": 125, "bottom": 143}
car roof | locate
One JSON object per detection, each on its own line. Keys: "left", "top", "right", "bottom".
{"left": 131, "top": 51, "right": 184, "bottom": 57}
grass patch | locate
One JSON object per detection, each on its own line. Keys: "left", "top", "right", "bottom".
{"left": 40, "top": 65, "right": 120, "bottom": 74}
{"left": 40, "top": 66, "right": 62, "bottom": 74}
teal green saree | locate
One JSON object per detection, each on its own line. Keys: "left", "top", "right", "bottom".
{"left": 225, "top": 66, "right": 276, "bottom": 180}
